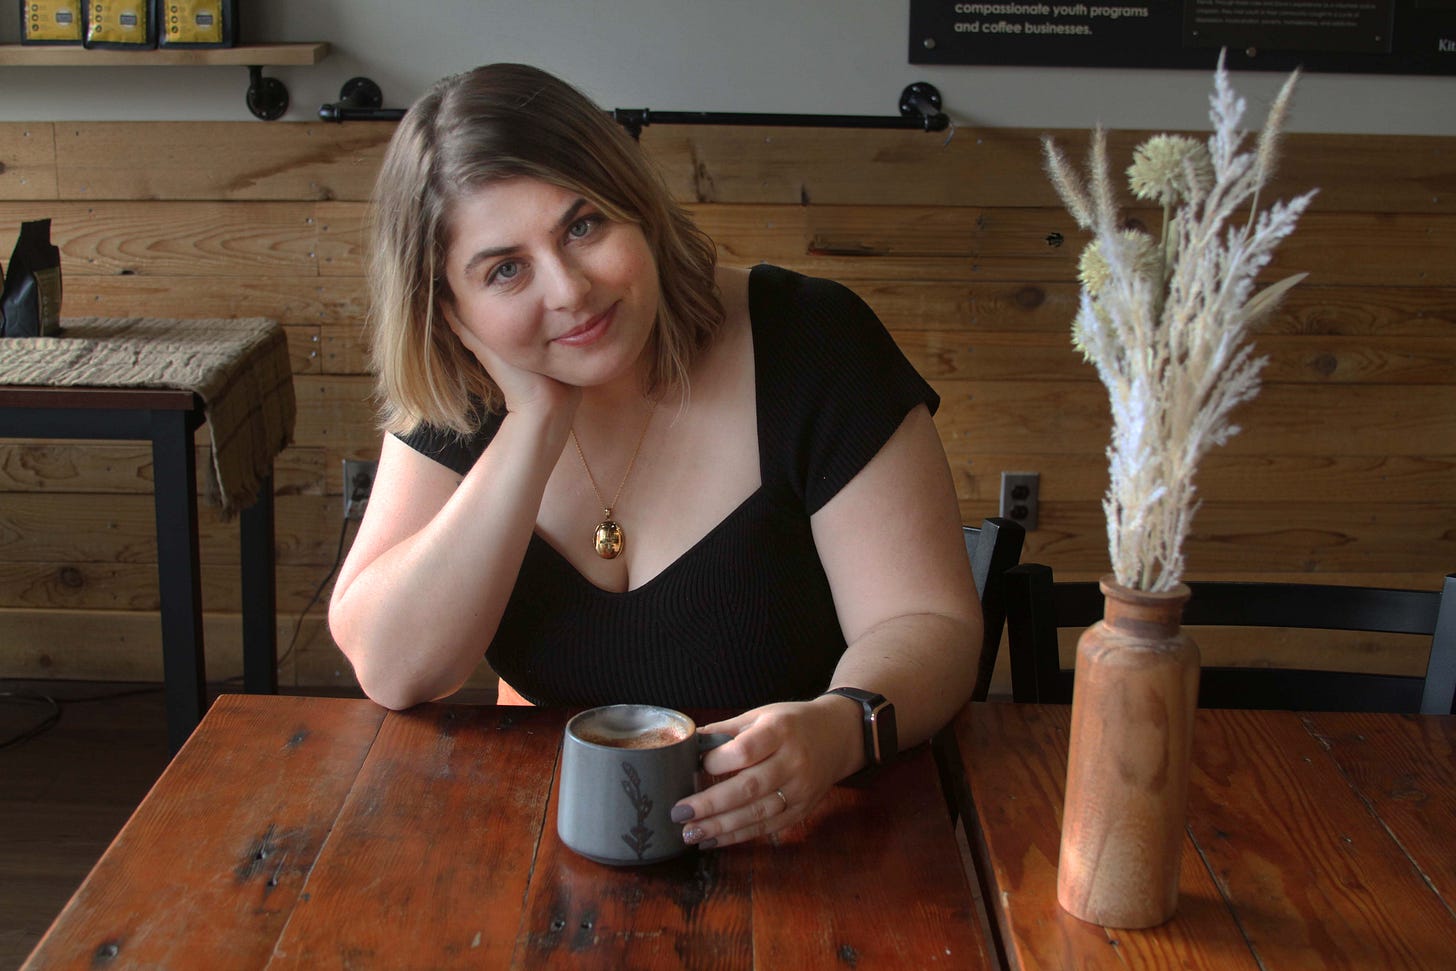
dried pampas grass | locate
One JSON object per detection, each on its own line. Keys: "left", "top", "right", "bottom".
{"left": 1043, "top": 53, "right": 1317, "bottom": 592}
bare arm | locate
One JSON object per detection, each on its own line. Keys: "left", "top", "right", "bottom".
{"left": 813, "top": 402, "right": 983, "bottom": 758}
{"left": 328, "top": 407, "right": 572, "bottom": 710}
{"left": 672, "top": 404, "right": 982, "bottom": 846}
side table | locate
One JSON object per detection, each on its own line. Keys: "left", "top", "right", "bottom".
{"left": 0, "top": 317, "right": 295, "bottom": 750}
{"left": 0, "top": 385, "right": 277, "bottom": 752}
{"left": 0, "top": 385, "right": 279, "bottom": 751}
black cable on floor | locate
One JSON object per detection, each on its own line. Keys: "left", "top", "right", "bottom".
{"left": 1, "top": 515, "right": 357, "bottom": 750}
{"left": 0, "top": 683, "right": 168, "bottom": 750}
{"left": 0, "top": 689, "right": 62, "bottom": 750}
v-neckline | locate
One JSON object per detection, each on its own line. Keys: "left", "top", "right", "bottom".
{"left": 528, "top": 485, "right": 771, "bottom": 597}
{"left": 533, "top": 264, "right": 773, "bottom": 595}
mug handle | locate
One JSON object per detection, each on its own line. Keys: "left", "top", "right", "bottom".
{"left": 697, "top": 732, "right": 733, "bottom": 757}
{"left": 694, "top": 731, "right": 735, "bottom": 790}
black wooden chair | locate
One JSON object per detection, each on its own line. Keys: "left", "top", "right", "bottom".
{"left": 963, "top": 519, "right": 1028, "bottom": 702}
{"left": 932, "top": 518, "right": 1025, "bottom": 819}
{"left": 1004, "top": 563, "right": 1456, "bottom": 714}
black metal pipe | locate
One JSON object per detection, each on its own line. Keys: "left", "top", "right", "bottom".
{"left": 318, "top": 104, "right": 407, "bottom": 122}
{"left": 608, "top": 109, "right": 947, "bottom": 135}
{"left": 318, "top": 80, "right": 949, "bottom": 135}
{"left": 320, "top": 104, "right": 948, "bottom": 131}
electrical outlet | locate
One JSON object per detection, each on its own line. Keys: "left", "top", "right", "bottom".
{"left": 999, "top": 471, "right": 1039, "bottom": 531}
{"left": 343, "top": 459, "right": 378, "bottom": 521}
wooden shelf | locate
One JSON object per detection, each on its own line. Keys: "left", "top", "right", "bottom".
{"left": 0, "top": 42, "right": 329, "bottom": 67}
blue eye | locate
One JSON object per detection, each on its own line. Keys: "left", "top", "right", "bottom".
{"left": 488, "top": 260, "right": 520, "bottom": 285}
{"left": 567, "top": 215, "right": 602, "bottom": 239}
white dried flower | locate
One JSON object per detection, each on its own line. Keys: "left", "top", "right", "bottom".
{"left": 1127, "top": 135, "right": 1213, "bottom": 206}
{"left": 1078, "top": 231, "right": 1161, "bottom": 296}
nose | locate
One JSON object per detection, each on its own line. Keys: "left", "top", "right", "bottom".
{"left": 541, "top": 254, "right": 591, "bottom": 311}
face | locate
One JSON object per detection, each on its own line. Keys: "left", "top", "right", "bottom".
{"left": 440, "top": 177, "right": 660, "bottom": 391}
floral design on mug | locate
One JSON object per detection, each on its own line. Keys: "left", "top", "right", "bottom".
{"left": 619, "top": 762, "right": 654, "bottom": 860}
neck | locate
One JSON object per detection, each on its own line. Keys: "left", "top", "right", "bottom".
{"left": 575, "top": 347, "right": 670, "bottom": 430}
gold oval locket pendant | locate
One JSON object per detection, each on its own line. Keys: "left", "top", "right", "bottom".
{"left": 593, "top": 518, "right": 624, "bottom": 559}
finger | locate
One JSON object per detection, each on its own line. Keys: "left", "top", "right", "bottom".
{"left": 683, "top": 787, "right": 796, "bottom": 850}
{"left": 698, "top": 736, "right": 750, "bottom": 777}
{"left": 696, "top": 710, "right": 755, "bottom": 737}
{"left": 675, "top": 761, "right": 780, "bottom": 827}
{"left": 698, "top": 711, "right": 790, "bottom": 777}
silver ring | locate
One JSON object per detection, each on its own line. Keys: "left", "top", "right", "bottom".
{"left": 774, "top": 788, "right": 789, "bottom": 812}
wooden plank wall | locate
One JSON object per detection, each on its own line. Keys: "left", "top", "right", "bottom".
{"left": 1, "top": 120, "right": 1453, "bottom": 692}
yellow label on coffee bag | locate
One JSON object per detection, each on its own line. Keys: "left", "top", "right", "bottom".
{"left": 24, "top": 2, "right": 84, "bottom": 42}
{"left": 163, "top": 1, "right": 225, "bottom": 44}
{"left": 87, "top": 0, "right": 150, "bottom": 45}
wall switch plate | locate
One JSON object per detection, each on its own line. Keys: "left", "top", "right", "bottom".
{"left": 343, "top": 459, "right": 378, "bottom": 521}
{"left": 999, "top": 471, "right": 1039, "bottom": 531}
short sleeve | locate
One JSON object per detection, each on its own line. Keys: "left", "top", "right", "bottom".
{"left": 749, "top": 265, "right": 939, "bottom": 515}
{"left": 394, "top": 408, "right": 502, "bottom": 476}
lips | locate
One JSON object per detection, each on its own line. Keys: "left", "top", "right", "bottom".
{"left": 553, "top": 302, "right": 618, "bottom": 347}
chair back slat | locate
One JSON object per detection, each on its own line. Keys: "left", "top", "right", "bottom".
{"left": 1181, "top": 583, "right": 1440, "bottom": 634}
{"left": 1005, "top": 564, "right": 1456, "bottom": 715}
{"left": 936, "top": 518, "right": 1027, "bottom": 821}
{"left": 1420, "top": 574, "right": 1456, "bottom": 714}
{"left": 962, "top": 519, "right": 1026, "bottom": 702}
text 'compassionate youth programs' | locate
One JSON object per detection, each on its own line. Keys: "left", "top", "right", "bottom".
{"left": 949, "top": 2, "right": 1150, "bottom": 36}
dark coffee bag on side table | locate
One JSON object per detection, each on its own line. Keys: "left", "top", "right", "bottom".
{"left": 1, "top": 219, "right": 64, "bottom": 338}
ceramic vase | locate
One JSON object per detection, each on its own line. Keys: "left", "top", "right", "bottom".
{"left": 1056, "top": 576, "right": 1199, "bottom": 928}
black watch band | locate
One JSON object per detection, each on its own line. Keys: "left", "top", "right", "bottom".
{"left": 825, "top": 687, "right": 898, "bottom": 773}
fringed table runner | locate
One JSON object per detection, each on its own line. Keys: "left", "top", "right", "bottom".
{"left": 0, "top": 317, "right": 295, "bottom": 517}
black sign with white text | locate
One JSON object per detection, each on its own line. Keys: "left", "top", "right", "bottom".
{"left": 909, "top": 0, "right": 1456, "bottom": 74}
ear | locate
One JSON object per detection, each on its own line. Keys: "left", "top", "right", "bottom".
{"left": 437, "top": 296, "right": 463, "bottom": 335}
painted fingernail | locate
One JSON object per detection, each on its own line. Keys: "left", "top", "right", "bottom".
{"left": 670, "top": 804, "right": 695, "bottom": 823}
{"left": 698, "top": 837, "right": 718, "bottom": 851}
{"left": 682, "top": 826, "right": 705, "bottom": 844}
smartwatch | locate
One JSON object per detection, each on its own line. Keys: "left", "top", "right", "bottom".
{"left": 825, "top": 687, "right": 897, "bottom": 776}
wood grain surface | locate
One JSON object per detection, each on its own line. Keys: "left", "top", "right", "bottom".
{"left": 955, "top": 703, "right": 1456, "bottom": 970}
{"left": 1, "top": 120, "right": 1453, "bottom": 692}
{"left": 19, "top": 696, "right": 992, "bottom": 970}
{"left": 20, "top": 695, "right": 386, "bottom": 969}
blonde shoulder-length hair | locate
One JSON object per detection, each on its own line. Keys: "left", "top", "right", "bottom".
{"left": 367, "top": 63, "right": 724, "bottom": 436}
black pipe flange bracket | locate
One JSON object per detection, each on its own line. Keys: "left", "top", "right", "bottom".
{"left": 898, "top": 82, "right": 944, "bottom": 130}
{"left": 319, "top": 77, "right": 403, "bottom": 122}
{"left": 246, "top": 66, "right": 289, "bottom": 121}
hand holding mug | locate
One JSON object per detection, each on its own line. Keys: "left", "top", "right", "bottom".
{"left": 669, "top": 697, "right": 859, "bottom": 850}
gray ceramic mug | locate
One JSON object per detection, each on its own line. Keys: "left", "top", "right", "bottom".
{"left": 557, "top": 704, "right": 731, "bottom": 865}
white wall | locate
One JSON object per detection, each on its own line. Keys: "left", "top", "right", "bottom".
{"left": 1, "top": 1, "right": 1453, "bottom": 134}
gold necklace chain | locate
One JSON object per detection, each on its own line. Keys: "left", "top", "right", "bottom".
{"left": 570, "top": 399, "right": 658, "bottom": 559}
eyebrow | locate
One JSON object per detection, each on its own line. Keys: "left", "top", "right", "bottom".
{"left": 460, "top": 197, "right": 591, "bottom": 277}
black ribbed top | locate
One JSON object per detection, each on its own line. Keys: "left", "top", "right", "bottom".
{"left": 399, "top": 264, "right": 938, "bottom": 708}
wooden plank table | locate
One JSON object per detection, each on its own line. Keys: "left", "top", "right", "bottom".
{"left": 0, "top": 385, "right": 277, "bottom": 752}
{"left": 21, "top": 694, "right": 996, "bottom": 970}
{"left": 951, "top": 703, "right": 1456, "bottom": 969}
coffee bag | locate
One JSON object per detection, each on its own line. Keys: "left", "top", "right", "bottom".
{"left": 156, "top": 0, "right": 236, "bottom": 49}
{"left": 84, "top": 0, "right": 156, "bottom": 49}
{"left": 1, "top": 219, "right": 64, "bottom": 338}
{"left": 20, "top": 1, "right": 84, "bottom": 44}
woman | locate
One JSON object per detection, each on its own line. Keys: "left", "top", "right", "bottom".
{"left": 328, "top": 63, "right": 982, "bottom": 851}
